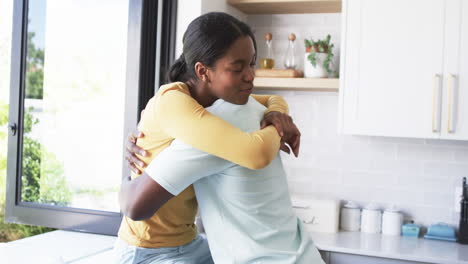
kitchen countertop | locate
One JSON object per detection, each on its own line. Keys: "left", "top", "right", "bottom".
{"left": 1, "top": 230, "right": 116, "bottom": 263}
{"left": 309, "top": 230, "right": 468, "bottom": 264}
{"left": 3, "top": 229, "right": 468, "bottom": 263}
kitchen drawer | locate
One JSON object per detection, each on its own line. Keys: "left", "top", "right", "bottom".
{"left": 328, "top": 252, "right": 428, "bottom": 264}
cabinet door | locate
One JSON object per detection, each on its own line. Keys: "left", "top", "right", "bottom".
{"left": 441, "top": 0, "right": 468, "bottom": 140}
{"left": 330, "top": 252, "right": 429, "bottom": 264}
{"left": 340, "top": 0, "right": 445, "bottom": 138}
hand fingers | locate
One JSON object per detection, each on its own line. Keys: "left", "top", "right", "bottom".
{"left": 278, "top": 114, "right": 295, "bottom": 139}
{"left": 264, "top": 112, "right": 301, "bottom": 157}
{"left": 133, "top": 129, "right": 144, "bottom": 139}
{"left": 126, "top": 156, "right": 142, "bottom": 175}
{"left": 126, "top": 150, "right": 147, "bottom": 167}
{"left": 126, "top": 137, "right": 148, "bottom": 157}
{"left": 291, "top": 125, "right": 301, "bottom": 147}
{"left": 280, "top": 142, "right": 291, "bottom": 154}
{"left": 261, "top": 112, "right": 285, "bottom": 136}
{"left": 127, "top": 132, "right": 137, "bottom": 144}
{"left": 292, "top": 135, "right": 300, "bottom": 157}
{"left": 286, "top": 120, "right": 300, "bottom": 140}
{"left": 273, "top": 122, "right": 284, "bottom": 137}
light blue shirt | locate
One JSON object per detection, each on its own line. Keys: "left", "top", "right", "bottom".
{"left": 145, "top": 97, "right": 324, "bottom": 264}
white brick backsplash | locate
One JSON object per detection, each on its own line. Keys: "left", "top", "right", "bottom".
{"left": 370, "top": 159, "right": 424, "bottom": 175}
{"left": 368, "top": 135, "right": 426, "bottom": 145}
{"left": 424, "top": 162, "right": 468, "bottom": 178}
{"left": 396, "top": 144, "right": 433, "bottom": 161}
{"left": 423, "top": 192, "right": 453, "bottom": 208}
{"left": 367, "top": 142, "right": 397, "bottom": 159}
{"left": 247, "top": 14, "right": 272, "bottom": 27}
{"left": 291, "top": 167, "right": 342, "bottom": 184}
{"left": 425, "top": 138, "right": 468, "bottom": 148}
{"left": 271, "top": 14, "right": 327, "bottom": 27}
{"left": 429, "top": 147, "right": 456, "bottom": 162}
{"left": 455, "top": 149, "right": 468, "bottom": 162}
{"left": 249, "top": 13, "right": 468, "bottom": 227}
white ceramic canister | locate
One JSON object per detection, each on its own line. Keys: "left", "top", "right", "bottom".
{"left": 340, "top": 201, "right": 361, "bottom": 231}
{"left": 360, "top": 203, "right": 382, "bottom": 234}
{"left": 382, "top": 205, "right": 403, "bottom": 236}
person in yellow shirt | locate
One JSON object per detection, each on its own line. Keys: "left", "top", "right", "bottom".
{"left": 115, "top": 12, "right": 301, "bottom": 264}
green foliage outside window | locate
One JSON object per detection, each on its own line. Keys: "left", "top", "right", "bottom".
{"left": 19, "top": 108, "right": 72, "bottom": 205}
{"left": 0, "top": 31, "right": 71, "bottom": 242}
{"left": 0, "top": 102, "right": 72, "bottom": 242}
{"left": 25, "top": 32, "right": 44, "bottom": 99}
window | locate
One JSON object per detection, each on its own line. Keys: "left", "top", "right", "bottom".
{"left": 6, "top": 0, "right": 177, "bottom": 235}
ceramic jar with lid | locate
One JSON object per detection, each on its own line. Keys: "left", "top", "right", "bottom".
{"left": 382, "top": 205, "right": 403, "bottom": 236}
{"left": 361, "top": 203, "right": 382, "bottom": 234}
{"left": 340, "top": 201, "right": 361, "bottom": 231}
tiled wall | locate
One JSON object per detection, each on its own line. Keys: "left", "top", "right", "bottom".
{"left": 249, "top": 14, "right": 341, "bottom": 77}
{"left": 248, "top": 14, "right": 468, "bottom": 228}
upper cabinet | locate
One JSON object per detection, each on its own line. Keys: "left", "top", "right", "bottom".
{"left": 440, "top": 0, "right": 468, "bottom": 140}
{"left": 339, "top": 0, "right": 468, "bottom": 140}
{"left": 227, "top": 0, "right": 342, "bottom": 14}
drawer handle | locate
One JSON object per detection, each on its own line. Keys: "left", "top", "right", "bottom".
{"left": 432, "top": 74, "right": 442, "bottom": 133}
{"left": 447, "top": 74, "right": 456, "bottom": 133}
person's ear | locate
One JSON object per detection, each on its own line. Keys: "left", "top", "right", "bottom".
{"left": 194, "top": 62, "right": 209, "bottom": 82}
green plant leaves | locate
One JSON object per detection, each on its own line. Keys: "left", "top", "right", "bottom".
{"left": 304, "top": 34, "right": 335, "bottom": 74}
{"left": 307, "top": 51, "right": 317, "bottom": 67}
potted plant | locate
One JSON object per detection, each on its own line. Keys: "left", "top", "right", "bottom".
{"left": 304, "top": 35, "right": 335, "bottom": 78}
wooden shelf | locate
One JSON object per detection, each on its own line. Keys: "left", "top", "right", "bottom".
{"left": 227, "top": 0, "right": 342, "bottom": 14}
{"left": 253, "top": 77, "right": 339, "bottom": 91}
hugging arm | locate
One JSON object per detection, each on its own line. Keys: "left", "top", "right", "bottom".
{"left": 120, "top": 142, "right": 231, "bottom": 220}
{"left": 119, "top": 173, "right": 173, "bottom": 221}
{"left": 126, "top": 90, "right": 301, "bottom": 174}
{"left": 154, "top": 90, "right": 282, "bottom": 169}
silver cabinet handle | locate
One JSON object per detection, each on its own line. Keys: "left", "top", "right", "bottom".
{"left": 447, "top": 74, "right": 456, "bottom": 133}
{"left": 432, "top": 74, "right": 442, "bottom": 133}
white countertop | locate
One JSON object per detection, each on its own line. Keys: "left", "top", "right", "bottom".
{"left": 2, "top": 230, "right": 468, "bottom": 264}
{"left": 0, "top": 230, "right": 117, "bottom": 264}
{"left": 310, "top": 230, "right": 468, "bottom": 264}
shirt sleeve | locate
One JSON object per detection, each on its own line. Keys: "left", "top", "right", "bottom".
{"left": 145, "top": 140, "right": 232, "bottom": 196}
{"left": 154, "top": 89, "right": 283, "bottom": 170}
{"left": 250, "top": 94, "right": 289, "bottom": 114}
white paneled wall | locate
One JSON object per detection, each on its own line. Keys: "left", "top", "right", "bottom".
{"left": 249, "top": 14, "right": 468, "bottom": 228}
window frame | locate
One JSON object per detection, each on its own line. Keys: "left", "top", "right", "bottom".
{"left": 5, "top": 0, "right": 177, "bottom": 236}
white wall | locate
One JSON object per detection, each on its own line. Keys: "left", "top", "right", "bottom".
{"left": 201, "top": 0, "right": 247, "bottom": 21}
{"left": 176, "top": 0, "right": 247, "bottom": 58}
{"left": 175, "top": 0, "right": 202, "bottom": 58}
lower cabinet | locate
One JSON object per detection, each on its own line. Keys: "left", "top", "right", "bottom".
{"left": 319, "top": 251, "right": 429, "bottom": 264}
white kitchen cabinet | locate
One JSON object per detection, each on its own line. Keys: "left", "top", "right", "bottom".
{"left": 440, "top": 0, "right": 468, "bottom": 140}
{"left": 320, "top": 251, "right": 429, "bottom": 264}
{"left": 328, "top": 252, "right": 428, "bottom": 264}
{"left": 339, "top": 0, "right": 468, "bottom": 140}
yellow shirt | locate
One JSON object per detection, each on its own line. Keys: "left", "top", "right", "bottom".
{"left": 118, "top": 82, "right": 288, "bottom": 248}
